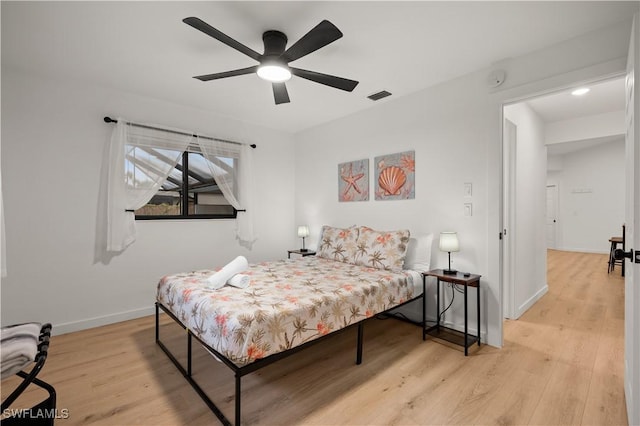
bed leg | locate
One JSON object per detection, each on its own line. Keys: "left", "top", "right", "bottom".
{"left": 155, "top": 303, "right": 159, "bottom": 342}
{"left": 356, "top": 322, "right": 364, "bottom": 365}
{"left": 235, "top": 374, "right": 242, "bottom": 426}
{"left": 187, "top": 332, "right": 193, "bottom": 377}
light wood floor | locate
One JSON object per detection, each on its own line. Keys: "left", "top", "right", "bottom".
{"left": 2, "top": 250, "right": 627, "bottom": 425}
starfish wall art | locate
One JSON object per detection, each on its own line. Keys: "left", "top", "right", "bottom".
{"left": 338, "top": 159, "right": 369, "bottom": 202}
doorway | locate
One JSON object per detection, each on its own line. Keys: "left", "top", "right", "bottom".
{"left": 500, "top": 17, "right": 639, "bottom": 423}
{"left": 502, "top": 76, "right": 626, "bottom": 320}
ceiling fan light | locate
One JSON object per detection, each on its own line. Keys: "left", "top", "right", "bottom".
{"left": 257, "top": 64, "right": 291, "bottom": 82}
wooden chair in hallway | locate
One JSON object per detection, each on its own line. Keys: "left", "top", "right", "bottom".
{"left": 608, "top": 224, "right": 626, "bottom": 276}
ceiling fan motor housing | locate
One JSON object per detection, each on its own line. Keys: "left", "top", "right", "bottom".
{"left": 262, "top": 30, "right": 288, "bottom": 58}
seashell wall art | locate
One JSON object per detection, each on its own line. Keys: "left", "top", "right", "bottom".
{"left": 374, "top": 150, "right": 415, "bottom": 200}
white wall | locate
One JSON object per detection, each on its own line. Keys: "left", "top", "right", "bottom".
{"left": 546, "top": 110, "right": 625, "bottom": 145}
{"left": 547, "top": 139, "right": 626, "bottom": 253}
{"left": 1, "top": 68, "right": 296, "bottom": 334}
{"left": 504, "top": 103, "right": 549, "bottom": 317}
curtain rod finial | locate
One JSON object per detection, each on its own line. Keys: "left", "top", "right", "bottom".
{"left": 104, "top": 116, "right": 116, "bottom": 123}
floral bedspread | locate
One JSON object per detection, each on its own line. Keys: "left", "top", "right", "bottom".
{"left": 156, "top": 256, "right": 420, "bottom": 367}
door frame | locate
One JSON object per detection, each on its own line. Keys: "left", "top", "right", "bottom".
{"left": 502, "top": 119, "right": 517, "bottom": 320}
{"left": 623, "top": 13, "right": 639, "bottom": 426}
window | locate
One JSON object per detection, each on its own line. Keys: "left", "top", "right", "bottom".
{"left": 125, "top": 146, "right": 237, "bottom": 220}
{"left": 103, "top": 118, "right": 255, "bottom": 254}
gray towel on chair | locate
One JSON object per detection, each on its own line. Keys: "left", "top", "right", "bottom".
{"left": 1, "top": 322, "right": 41, "bottom": 380}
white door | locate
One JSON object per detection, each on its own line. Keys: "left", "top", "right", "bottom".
{"left": 624, "top": 14, "right": 639, "bottom": 426}
{"left": 546, "top": 185, "right": 558, "bottom": 249}
{"left": 503, "top": 119, "right": 516, "bottom": 319}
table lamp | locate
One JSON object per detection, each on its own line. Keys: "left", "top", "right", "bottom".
{"left": 439, "top": 231, "right": 459, "bottom": 275}
{"left": 297, "top": 225, "right": 310, "bottom": 252}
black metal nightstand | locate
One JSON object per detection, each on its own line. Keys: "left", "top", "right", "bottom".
{"left": 287, "top": 249, "right": 316, "bottom": 259}
{"left": 424, "top": 269, "right": 481, "bottom": 356}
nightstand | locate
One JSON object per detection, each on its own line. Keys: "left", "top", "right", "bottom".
{"left": 424, "top": 269, "right": 481, "bottom": 356}
{"left": 287, "top": 249, "right": 316, "bottom": 259}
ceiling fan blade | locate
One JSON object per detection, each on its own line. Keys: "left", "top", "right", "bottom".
{"left": 183, "top": 17, "right": 262, "bottom": 62}
{"left": 290, "top": 67, "right": 359, "bottom": 92}
{"left": 193, "top": 66, "right": 258, "bottom": 81}
{"left": 283, "top": 20, "right": 343, "bottom": 63}
{"left": 272, "top": 83, "right": 290, "bottom": 104}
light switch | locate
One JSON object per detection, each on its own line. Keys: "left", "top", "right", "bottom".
{"left": 464, "top": 203, "right": 472, "bottom": 217}
{"left": 464, "top": 183, "right": 472, "bottom": 197}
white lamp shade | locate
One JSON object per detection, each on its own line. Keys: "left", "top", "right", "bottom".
{"left": 439, "top": 232, "right": 459, "bottom": 252}
{"left": 297, "top": 225, "right": 310, "bottom": 238}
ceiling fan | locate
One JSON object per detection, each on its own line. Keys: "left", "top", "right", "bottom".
{"left": 183, "top": 17, "right": 359, "bottom": 104}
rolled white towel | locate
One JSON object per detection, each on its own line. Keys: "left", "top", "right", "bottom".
{"left": 1, "top": 323, "right": 41, "bottom": 342}
{"left": 1, "top": 356, "right": 33, "bottom": 379}
{"left": 226, "top": 274, "right": 250, "bottom": 289}
{"left": 206, "top": 256, "right": 249, "bottom": 289}
{"left": 1, "top": 323, "right": 41, "bottom": 379}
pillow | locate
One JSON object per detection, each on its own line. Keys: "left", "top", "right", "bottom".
{"left": 403, "top": 233, "right": 433, "bottom": 273}
{"left": 316, "top": 225, "right": 359, "bottom": 263}
{"left": 354, "top": 226, "right": 410, "bottom": 271}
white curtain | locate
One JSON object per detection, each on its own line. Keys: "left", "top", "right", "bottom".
{"left": 196, "top": 137, "right": 256, "bottom": 249}
{"left": 105, "top": 119, "right": 191, "bottom": 252}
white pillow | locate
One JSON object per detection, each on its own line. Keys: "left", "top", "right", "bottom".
{"left": 403, "top": 233, "right": 433, "bottom": 273}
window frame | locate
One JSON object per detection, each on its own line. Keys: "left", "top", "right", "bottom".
{"left": 134, "top": 150, "right": 238, "bottom": 221}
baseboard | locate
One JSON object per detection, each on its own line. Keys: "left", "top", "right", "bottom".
{"left": 438, "top": 320, "right": 484, "bottom": 343}
{"left": 554, "top": 247, "right": 609, "bottom": 255}
{"left": 53, "top": 306, "right": 155, "bottom": 336}
{"left": 516, "top": 284, "right": 548, "bottom": 318}
{"left": 376, "top": 305, "right": 489, "bottom": 345}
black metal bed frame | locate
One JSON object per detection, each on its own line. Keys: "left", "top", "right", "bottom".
{"left": 155, "top": 289, "right": 425, "bottom": 426}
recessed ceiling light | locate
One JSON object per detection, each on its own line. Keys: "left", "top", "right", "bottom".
{"left": 571, "top": 87, "right": 590, "bottom": 96}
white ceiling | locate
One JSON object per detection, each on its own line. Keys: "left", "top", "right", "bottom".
{"left": 526, "top": 78, "right": 626, "bottom": 123}
{"left": 2, "top": 1, "right": 637, "bottom": 134}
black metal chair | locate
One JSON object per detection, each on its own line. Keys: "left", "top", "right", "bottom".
{"left": 1, "top": 323, "right": 56, "bottom": 425}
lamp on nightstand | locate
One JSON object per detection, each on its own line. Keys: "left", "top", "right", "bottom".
{"left": 439, "top": 231, "right": 459, "bottom": 275}
{"left": 297, "top": 225, "right": 310, "bottom": 252}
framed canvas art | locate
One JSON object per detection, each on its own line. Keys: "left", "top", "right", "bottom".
{"left": 375, "top": 150, "right": 415, "bottom": 200}
{"left": 338, "top": 159, "right": 369, "bottom": 202}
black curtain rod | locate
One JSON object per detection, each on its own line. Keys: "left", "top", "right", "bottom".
{"left": 103, "top": 117, "right": 256, "bottom": 149}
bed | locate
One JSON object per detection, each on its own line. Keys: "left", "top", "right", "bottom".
{"left": 155, "top": 226, "right": 431, "bottom": 425}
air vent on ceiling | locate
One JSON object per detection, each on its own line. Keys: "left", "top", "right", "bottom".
{"left": 367, "top": 90, "right": 392, "bottom": 101}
